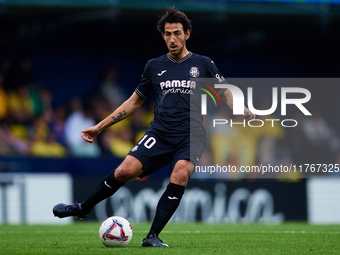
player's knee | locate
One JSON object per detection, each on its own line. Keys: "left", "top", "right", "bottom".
{"left": 171, "top": 162, "right": 190, "bottom": 185}
{"left": 114, "top": 166, "right": 138, "bottom": 182}
{"left": 114, "top": 164, "right": 143, "bottom": 182}
{"left": 171, "top": 171, "right": 190, "bottom": 186}
{"left": 114, "top": 156, "right": 143, "bottom": 182}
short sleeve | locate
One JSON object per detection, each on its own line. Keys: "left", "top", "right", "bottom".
{"left": 135, "top": 61, "right": 154, "bottom": 100}
{"left": 205, "top": 57, "right": 227, "bottom": 95}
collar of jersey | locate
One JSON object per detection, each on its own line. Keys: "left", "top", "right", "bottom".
{"left": 167, "top": 51, "right": 192, "bottom": 64}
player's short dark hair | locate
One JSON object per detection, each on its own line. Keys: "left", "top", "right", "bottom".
{"left": 157, "top": 7, "right": 192, "bottom": 34}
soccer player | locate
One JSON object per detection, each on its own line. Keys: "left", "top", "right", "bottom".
{"left": 53, "top": 7, "right": 255, "bottom": 247}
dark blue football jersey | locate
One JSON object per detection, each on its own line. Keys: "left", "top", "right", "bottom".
{"left": 135, "top": 52, "right": 226, "bottom": 136}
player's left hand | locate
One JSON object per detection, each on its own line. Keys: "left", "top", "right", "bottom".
{"left": 244, "top": 107, "right": 256, "bottom": 120}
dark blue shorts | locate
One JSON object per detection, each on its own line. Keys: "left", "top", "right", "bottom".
{"left": 128, "top": 129, "right": 206, "bottom": 178}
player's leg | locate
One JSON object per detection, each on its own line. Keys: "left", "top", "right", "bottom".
{"left": 80, "top": 155, "right": 143, "bottom": 211}
{"left": 169, "top": 159, "right": 194, "bottom": 186}
{"left": 53, "top": 155, "right": 143, "bottom": 219}
{"left": 143, "top": 133, "right": 205, "bottom": 247}
{"left": 142, "top": 159, "right": 193, "bottom": 248}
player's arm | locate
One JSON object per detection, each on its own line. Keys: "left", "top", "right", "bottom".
{"left": 221, "top": 89, "right": 256, "bottom": 120}
{"left": 81, "top": 92, "right": 145, "bottom": 143}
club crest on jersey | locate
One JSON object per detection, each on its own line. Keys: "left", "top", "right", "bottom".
{"left": 189, "top": 67, "right": 200, "bottom": 78}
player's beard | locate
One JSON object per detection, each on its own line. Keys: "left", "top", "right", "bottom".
{"left": 169, "top": 44, "right": 184, "bottom": 58}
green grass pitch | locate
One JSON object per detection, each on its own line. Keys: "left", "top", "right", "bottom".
{"left": 1, "top": 222, "right": 340, "bottom": 254}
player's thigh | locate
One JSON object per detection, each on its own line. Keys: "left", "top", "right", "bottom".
{"left": 114, "top": 155, "right": 143, "bottom": 182}
{"left": 128, "top": 130, "right": 174, "bottom": 178}
{"left": 170, "top": 133, "right": 206, "bottom": 174}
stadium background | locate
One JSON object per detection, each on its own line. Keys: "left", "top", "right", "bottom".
{"left": 0, "top": 0, "right": 339, "bottom": 225}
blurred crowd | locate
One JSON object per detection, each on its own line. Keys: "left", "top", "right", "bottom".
{"left": 0, "top": 56, "right": 339, "bottom": 178}
{"left": 0, "top": 57, "right": 152, "bottom": 158}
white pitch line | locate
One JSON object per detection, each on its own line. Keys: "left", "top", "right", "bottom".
{"left": 1, "top": 230, "right": 340, "bottom": 235}
{"left": 139, "top": 230, "right": 340, "bottom": 234}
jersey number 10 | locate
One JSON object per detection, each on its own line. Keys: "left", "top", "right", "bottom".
{"left": 138, "top": 135, "right": 156, "bottom": 149}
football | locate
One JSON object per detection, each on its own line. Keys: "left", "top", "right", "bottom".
{"left": 99, "top": 216, "right": 133, "bottom": 247}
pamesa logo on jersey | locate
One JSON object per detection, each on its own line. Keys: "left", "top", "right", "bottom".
{"left": 160, "top": 79, "right": 196, "bottom": 95}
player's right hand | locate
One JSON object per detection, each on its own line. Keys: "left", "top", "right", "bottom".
{"left": 81, "top": 126, "right": 101, "bottom": 143}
